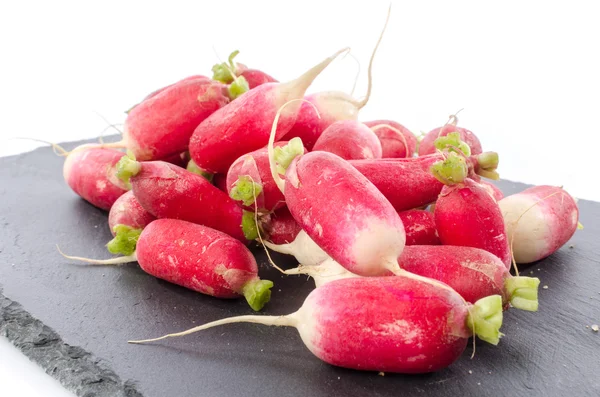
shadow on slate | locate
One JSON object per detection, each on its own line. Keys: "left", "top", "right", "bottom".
{"left": 1, "top": 139, "right": 599, "bottom": 397}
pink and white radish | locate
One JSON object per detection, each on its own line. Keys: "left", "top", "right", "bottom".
{"left": 226, "top": 141, "right": 302, "bottom": 212}
{"left": 499, "top": 185, "right": 579, "bottom": 264}
{"left": 106, "top": 77, "right": 230, "bottom": 160}
{"left": 60, "top": 219, "right": 273, "bottom": 311}
{"left": 105, "top": 190, "right": 156, "bottom": 255}
{"left": 188, "top": 48, "right": 349, "bottom": 174}
{"left": 285, "top": 246, "right": 539, "bottom": 312}
{"left": 281, "top": 9, "right": 390, "bottom": 150}
{"left": 126, "top": 75, "right": 210, "bottom": 113}
{"left": 312, "top": 120, "right": 382, "bottom": 160}
{"left": 117, "top": 154, "right": 255, "bottom": 242}
{"left": 130, "top": 275, "right": 504, "bottom": 374}
{"left": 432, "top": 153, "right": 511, "bottom": 268}
{"left": 211, "top": 50, "right": 278, "bottom": 90}
{"left": 364, "top": 120, "right": 417, "bottom": 158}
{"left": 398, "top": 209, "right": 440, "bottom": 246}
{"left": 63, "top": 145, "right": 129, "bottom": 211}
{"left": 418, "top": 114, "right": 482, "bottom": 156}
{"left": 349, "top": 149, "right": 499, "bottom": 212}
{"left": 269, "top": 136, "right": 406, "bottom": 276}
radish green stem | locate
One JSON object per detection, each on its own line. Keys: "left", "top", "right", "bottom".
{"left": 230, "top": 175, "right": 263, "bottom": 206}
{"left": 505, "top": 277, "right": 540, "bottom": 312}
{"left": 187, "top": 159, "right": 214, "bottom": 181}
{"left": 106, "top": 225, "right": 142, "bottom": 256}
{"left": 434, "top": 132, "right": 471, "bottom": 156}
{"left": 431, "top": 153, "right": 468, "bottom": 185}
{"left": 116, "top": 152, "right": 141, "bottom": 185}
{"left": 241, "top": 279, "right": 274, "bottom": 311}
{"left": 467, "top": 295, "right": 504, "bottom": 345}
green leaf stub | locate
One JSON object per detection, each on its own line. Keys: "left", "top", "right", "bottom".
{"left": 106, "top": 225, "right": 142, "bottom": 256}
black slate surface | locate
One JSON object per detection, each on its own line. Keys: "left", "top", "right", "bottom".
{"left": 1, "top": 141, "right": 599, "bottom": 397}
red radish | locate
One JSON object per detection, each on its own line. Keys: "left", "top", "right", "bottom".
{"left": 62, "top": 145, "right": 129, "bottom": 211}
{"left": 349, "top": 150, "right": 499, "bottom": 212}
{"left": 127, "top": 75, "right": 210, "bottom": 112}
{"left": 159, "top": 151, "right": 189, "bottom": 169}
{"left": 269, "top": 137, "right": 406, "bottom": 276}
{"left": 59, "top": 219, "right": 273, "bottom": 311}
{"left": 239, "top": 69, "right": 278, "bottom": 89}
{"left": 312, "top": 120, "right": 383, "bottom": 160}
{"left": 100, "top": 77, "right": 230, "bottom": 161}
{"left": 188, "top": 48, "right": 349, "bottom": 174}
{"left": 478, "top": 179, "right": 504, "bottom": 201}
{"left": 129, "top": 275, "right": 504, "bottom": 374}
{"left": 398, "top": 209, "right": 440, "bottom": 245}
{"left": 263, "top": 207, "right": 302, "bottom": 245}
{"left": 432, "top": 154, "right": 511, "bottom": 268}
{"left": 285, "top": 246, "right": 539, "bottom": 312}
{"left": 282, "top": 9, "right": 390, "bottom": 149}
{"left": 108, "top": 191, "right": 156, "bottom": 237}
{"left": 116, "top": 155, "right": 255, "bottom": 242}
{"left": 186, "top": 159, "right": 214, "bottom": 182}
{"left": 419, "top": 115, "right": 482, "bottom": 156}
{"left": 364, "top": 120, "right": 417, "bottom": 158}
{"left": 226, "top": 141, "right": 301, "bottom": 212}
{"left": 499, "top": 186, "right": 579, "bottom": 264}
{"left": 212, "top": 173, "right": 229, "bottom": 192}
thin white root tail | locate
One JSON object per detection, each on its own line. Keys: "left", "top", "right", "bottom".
{"left": 128, "top": 314, "right": 295, "bottom": 344}
{"left": 56, "top": 245, "right": 137, "bottom": 265}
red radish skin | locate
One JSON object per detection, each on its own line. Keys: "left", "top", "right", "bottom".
{"left": 140, "top": 75, "right": 210, "bottom": 103}
{"left": 264, "top": 207, "right": 302, "bottom": 245}
{"left": 398, "top": 209, "right": 440, "bottom": 245}
{"left": 226, "top": 142, "right": 298, "bottom": 212}
{"left": 364, "top": 120, "right": 417, "bottom": 158}
{"left": 239, "top": 69, "right": 278, "bottom": 89}
{"left": 130, "top": 276, "right": 504, "bottom": 374}
{"left": 499, "top": 186, "right": 579, "bottom": 264}
{"left": 212, "top": 173, "right": 228, "bottom": 192}
{"left": 286, "top": 247, "right": 539, "bottom": 311}
{"left": 419, "top": 124, "right": 482, "bottom": 156}
{"left": 63, "top": 146, "right": 129, "bottom": 211}
{"left": 399, "top": 246, "right": 539, "bottom": 310}
{"left": 283, "top": 151, "right": 406, "bottom": 276}
{"left": 282, "top": 92, "right": 363, "bottom": 150}
{"left": 478, "top": 179, "right": 504, "bottom": 201}
{"left": 189, "top": 48, "right": 349, "bottom": 174}
{"left": 435, "top": 178, "right": 511, "bottom": 268}
{"left": 60, "top": 219, "right": 273, "bottom": 311}
{"left": 312, "top": 120, "right": 383, "bottom": 160}
{"left": 350, "top": 151, "right": 498, "bottom": 212}
{"left": 108, "top": 191, "right": 156, "bottom": 236}
{"left": 120, "top": 158, "right": 251, "bottom": 242}
{"left": 118, "top": 78, "right": 230, "bottom": 161}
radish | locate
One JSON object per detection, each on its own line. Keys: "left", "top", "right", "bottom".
{"left": 478, "top": 179, "right": 504, "bottom": 201}
{"left": 281, "top": 9, "right": 390, "bottom": 150}
{"left": 105, "top": 191, "right": 156, "bottom": 255}
{"left": 117, "top": 154, "right": 255, "bottom": 242}
{"left": 126, "top": 75, "right": 210, "bottom": 113}
{"left": 285, "top": 246, "right": 539, "bottom": 312}
{"left": 432, "top": 153, "right": 511, "bottom": 268}
{"left": 499, "top": 185, "right": 579, "bottom": 264}
{"left": 398, "top": 209, "right": 440, "bottom": 245}
{"left": 60, "top": 219, "right": 273, "bottom": 311}
{"left": 419, "top": 114, "right": 482, "bottom": 156}
{"left": 226, "top": 141, "right": 302, "bottom": 212}
{"left": 104, "top": 77, "right": 230, "bottom": 161}
{"left": 269, "top": 136, "right": 406, "bottom": 276}
{"left": 62, "top": 145, "right": 129, "bottom": 211}
{"left": 186, "top": 159, "right": 214, "bottom": 182}
{"left": 263, "top": 207, "right": 302, "bottom": 245}
{"left": 364, "top": 120, "right": 417, "bottom": 158}
{"left": 129, "top": 275, "right": 504, "bottom": 374}
{"left": 188, "top": 48, "right": 349, "bottom": 174}
{"left": 349, "top": 149, "right": 499, "bottom": 212}
{"left": 312, "top": 120, "right": 383, "bottom": 160}
{"left": 211, "top": 50, "right": 277, "bottom": 89}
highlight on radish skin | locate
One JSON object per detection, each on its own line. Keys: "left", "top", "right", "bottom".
{"left": 129, "top": 275, "right": 504, "bottom": 374}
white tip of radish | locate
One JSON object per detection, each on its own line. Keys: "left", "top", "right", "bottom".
{"left": 264, "top": 230, "right": 330, "bottom": 267}
{"left": 350, "top": 217, "right": 405, "bottom": 276}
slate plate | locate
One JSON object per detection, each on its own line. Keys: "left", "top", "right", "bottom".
{"left": 1, "top": 141, "right": 599, "bottom": 397}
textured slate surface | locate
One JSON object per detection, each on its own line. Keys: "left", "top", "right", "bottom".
{"left": 1, "top": 141, "right": 599, "bottom": 397}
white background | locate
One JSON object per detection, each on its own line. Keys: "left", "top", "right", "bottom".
{"left": 1, "top": 1, "right": 598, "bottom": 396}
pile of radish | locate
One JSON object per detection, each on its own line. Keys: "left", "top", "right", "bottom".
{"left": 55, "top": 12, "right": 582, "bottom": 376}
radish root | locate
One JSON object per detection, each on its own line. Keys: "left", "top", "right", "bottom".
{"left": 57, "top": 245, "right": 137, "bottom": 265}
